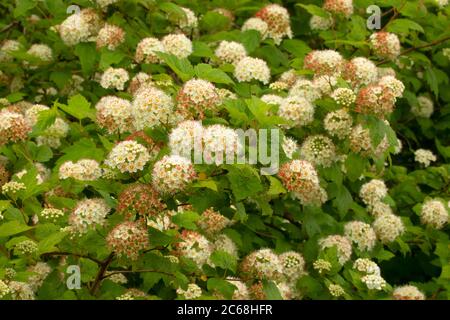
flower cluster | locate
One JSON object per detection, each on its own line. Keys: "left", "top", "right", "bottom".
{"left": 105, "top": 140, "right": 152, "bottom": 173}
{"left": 106, "top": 221, "right": 149, "bottom": 259}
{"left": 151, "top": 155, "right": 197, "bottom": 194}
{"left": 59, "top": 159, "right": 102, "bottom": 181}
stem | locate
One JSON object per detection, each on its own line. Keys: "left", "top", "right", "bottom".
{"left": 377, "top": 36, "right": 450, "bottom": 66}
{"left": 90, "top": 252, "right": 115, "bottom": 296}
{"left": 41, "top": 251, "right": 103, "bottom": 265}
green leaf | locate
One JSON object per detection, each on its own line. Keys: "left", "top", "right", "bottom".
{"left": 172, "top": 211, "right": 200, "bottom": 230}
{"left": 227, "top": 165, "right": 263, "bottom": 201}
{"left": 345, "top": 153, "right": 366, "bottom": 182}
{"left": 296, "top": 4, "right": 330, "bottom": 18}
{"left": 14, "top": 0, "right": 37, "bottom": 17}
{"left": 267, "top": 176, "right": 286, "bottom": 196}
{"left": 200, "top": 11, "right": 231, "bottom": 33}
{"left": 386, "top": 19, "right": 424, "bottom": 34}
{"left": 157, "top": 52, "right": 194, "bottom": 82}
{"left": 38, "top": 232, "right": 67, "bottom": 254}
{"left": 74, "top": 43, "right": 98, "bottom": 76}
{"left": 207, "top": 278, "right": 235, "bottom": 299}
{"left": 191, "top": 179, "right": 218, "bottom": 191}
{"left": 263, "top": 280, "right": 283, "bottom": 300}
{"left": 99, "top": 50, "right": 125, "bottom": 70}
{"left": 210, "top": 250, "right": 237, "bottom": 272}
{"left": 192, "top": 41, "right": 214, "bottom": 58}
{"left": 0, "top": 221, "right": 33, "bottom": 238}
{"left": 240, "top": 30, "right": 261, "bottom": 53}
{"left": 194, "top": 64, "right": 234, "bottom": 84}
{"left": 425, "top": 67, "right": 439, "bottom": 97}
{"left": 57, "top": 94, "right": 95, "bottom": 120}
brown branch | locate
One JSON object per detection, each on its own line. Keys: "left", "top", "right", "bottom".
{"left": 41, "top": 251, "right": 103, "bottom": 265}
{"left": 376, "top": 35, "right": 450, "bottom": 66}
{"left": 90, "top": 252, "right": 115, "bottom": 296}
{"left": 102, "top": 269, "right": 177, "bottom": 280}
{"left": 0, "top": 21, "right": 18, "bottom": 33}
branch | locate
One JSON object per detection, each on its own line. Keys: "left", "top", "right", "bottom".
{"left": 102, "top": 269, "right": 177, "bottom": 280}
{"left": 90, "top": 252, "right": 115, "bottom": 296}
{"left": 41, "top": 251, "right": 103, "bottom": 265}
{"left": 376, "top": 35, "right": 450, "bottom": 66}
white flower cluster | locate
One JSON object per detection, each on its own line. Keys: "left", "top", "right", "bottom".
{"left": 68, "top": 198, "right": 111, "bottom": 235}
{"left": 100, "top": 67, "right": 129, "bottom": 91}
{"left": 324, "top": 108, "right": 353, "bottom": 139}
{"left": 135, "top": 37, "right": 164, "bottom": 63}
{"left": 278, "top": 96, "right": 315, "bottom": 128}
{"left": 373, "top": 213, "right": 405, "bottom": 243}
{"left": 343, "top": 57, "right": 378, "bottom": 87}
{"left": 177, "top": 7, "right": 198, "bottom": 30}
{"left": 331, "top": 88, "right": 356, "bottom": 107}
{"left": 414, "top": 149, "right": 436, "bottom": 167}
{"left": 412, "top": 96, "right": 434, "bottom": 118}
{"left": 40, "top": 208, "right": 64, "bottom": 222}
{"left": 261, "top": 94, "right": 284, "bottom": 106}
{"left": 15, "top": 240, "right": 38, "bottom": 255}
{"left": 175, "top": 230, "right": 213, "bottom": 267}
{"left": 344, "top": 221, "right": 377, "bottom": 251}
{"left": 215, "top": 41, "right": 247, "bottom": 65}
{"left": 361, "top": 274, "right": 387, "bottom": 291}
{"left": 0, "top": 39, "right": 22, "bottom": 62}
{"left": 58, "top": 9, "right": 101, "bottom": 46}
{"left": 176, "top": 283, "right": 202, "bottom": 300}
{"left": 176, "top": 78, "right": 220, "bottom": 119}
{"left": 378, "top": 75, "right": 405, "bottom": 98}
{"left": 27, "top": 262, "right": 51, "bottom": 291}
{"left": 299, "top": 135, "right": 336, "bottom": 168}
{"left": 319, "top": 235, "right": 352, "bottom": 265}
{"left": 255, "top": 4, "right": 292, "bottom": 45}
{"left": 420, "top": 199, "right": 448, "bottom": 229}
{"left": 202, "top": 125, "right": 242, "bottom": 165}
{"left": 279, "top": 251, "right": 306, "bottom": 280}
{"left": 242, "top": 18, "right": 268, "bottom": 39}
{"left": 169, "top": 120, "right": 203, "bottom": 158}
{"left": 234, "top": 57, "right": 270, "bottom": 84}
{"left": 240, "top": 248, "right": 283, "bottom": 280}
{"left": 353, "top": 258, "right": 381, "bottom": 275}
{"left": 0, "top": 280, "right": 10, "bottom": 298}
{"left": 393, "top": 285, "right": 425, "bottom": 300}
{"left": 2, "top": 181, "right": 26, "bottom": 194}
{"left": 105, "top": 140, "right": 152, "bottom": 173}
{"left": 309, "top": 15, "right": 334, "bottom": 31}
{"left": 369, "top": 32, "right": 401, "bottom": 60}
{"left": 214, "top": 235, "right": 238, "bottom": 259}
{"left": 328, "top": 284, "right": 345, "bottom": 297}
{"left": 161, "top": 34, "right": 192, "bottom": 59}
{"left": 281, "top": 136, "right": 298, "bottom": 159}
{"left": 278, "top": 159, "right": 327, "bottom": 206}
{"left": 323, "top": 0, "right": 354, "bottom": 17}
{"left": 95, "top": 96, "right": 133, "bottom": 134}
{"left": 359, "top": 179, "right": 388, "bottom": 208}
{"left": 151, "top": 155, "right": 196, "bottom": 194}
{"left": 59, "top": 159, "right": 102, "bottom": 181}
{"left": 289, "top": 79, "right": 321, "bottom": 102}
{"left": 96, "top": 24, "right": 125, "bottom": 50}
{"left": 131, "top": 86, "right": 176, "bottom": 130}
{"left": 304, "top": 49, "right": 344, "bottom": 76}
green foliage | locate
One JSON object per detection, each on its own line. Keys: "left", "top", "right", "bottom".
{"left": 0, "top": 0, "right": 449, "bottom": 302}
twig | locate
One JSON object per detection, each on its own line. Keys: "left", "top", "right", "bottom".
{"left": 377, "top": 35, "right": 450, "bottom": 66}
{"left": 41, "top": 251, "right": 103, "bottom": 265}
{"left": 102, "top": 269, "right": 177, "bottom": 279}
{"left": 0, "top": 21, "right": 18, "bottom": 33}
{"left": 90, "top": 252, "right": 115, "bottom": 296}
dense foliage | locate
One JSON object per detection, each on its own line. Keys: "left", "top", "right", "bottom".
{"left": 0, "top": 0, "right": 449, "bottom": 300}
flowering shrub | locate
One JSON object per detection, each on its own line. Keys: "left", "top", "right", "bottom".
{"left": 0, "top": 0, "right": 449, "bottom": 301}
